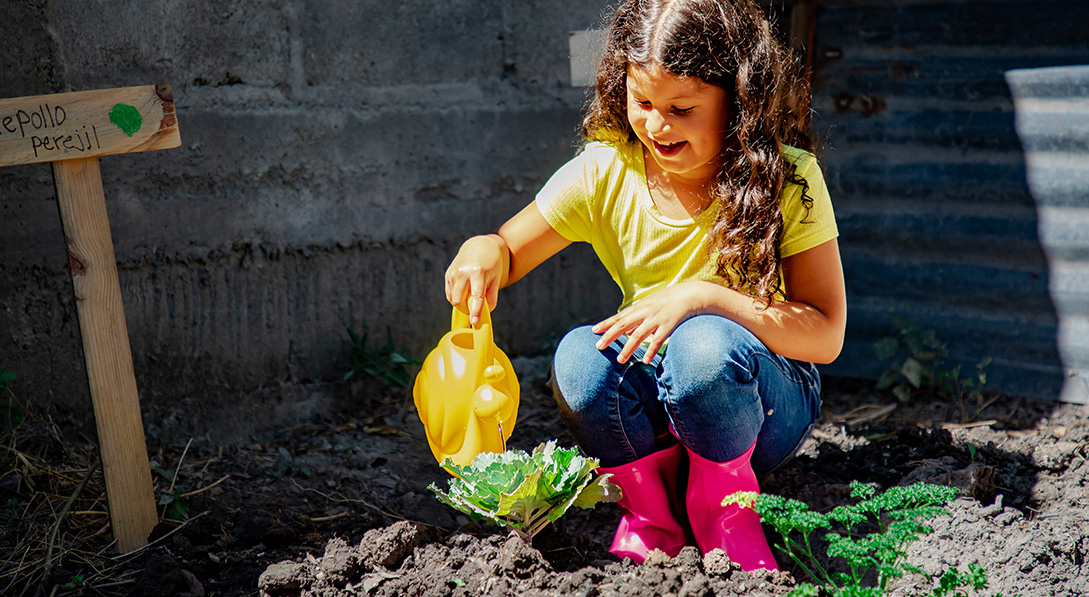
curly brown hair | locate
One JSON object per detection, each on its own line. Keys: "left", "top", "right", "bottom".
{"left": 583, "top": 0, "right": 815, "bottom": 303}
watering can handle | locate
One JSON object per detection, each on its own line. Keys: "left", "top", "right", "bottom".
{"left": 454, "top": 301, "right": 496, "bottom": 371}
{"left": 451, "top": 299, "right": 493, "bottom": 331}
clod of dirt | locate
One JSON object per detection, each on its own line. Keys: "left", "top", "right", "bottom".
{"left": 258, "top": 562, "right": 312, "bottom": 594}
{"left": 319, "top": 536, "right": 361, "bottom": 585}
{"left": 496, "top": 533, "right": 552, "bottom": 579}
{"left": 358, "top": 519, "right": 423, "bottom": 570}
{"left": 702, "top": 549, "right": 742, "bottom": 577}
{"left": 1032, "top": 441, "right": 1082, "bottom": 471}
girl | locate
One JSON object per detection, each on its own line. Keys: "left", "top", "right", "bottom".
{"left": 444, "top": 0, "right": 845, "bottom": 571}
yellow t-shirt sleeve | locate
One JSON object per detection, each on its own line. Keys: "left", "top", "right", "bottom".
{"left": 779, "top": 151, "right": 838, "bottom": 259}
{"left": 535, "top": 147, "right": 598, "bottom": 244}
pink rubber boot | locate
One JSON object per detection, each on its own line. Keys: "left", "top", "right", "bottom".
{"left": 685, "top": 441, "right": 779, "bottom": 571}
{"left": 597, "top": 444, "right": 688, "bottom": 563}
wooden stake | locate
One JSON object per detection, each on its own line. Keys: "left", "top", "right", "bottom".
{"left": 53, "top": 156, "right": 158, "bottom": 553}
{"left": 1, "top": 85, "right": 180, "bottom": 553}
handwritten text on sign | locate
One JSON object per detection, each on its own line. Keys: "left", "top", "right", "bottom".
{"left": 0, "top": 85, "right": 180, "bottom": 168}
{"left": 0, "top": 103, "right": 103, "bottom": 158}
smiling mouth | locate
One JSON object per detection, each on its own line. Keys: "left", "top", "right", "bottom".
{"left": 653, "top": 140, "right": 686, "bottom": 154}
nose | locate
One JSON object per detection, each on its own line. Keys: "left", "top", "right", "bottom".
{"left": 645, "top": 109, "right": 670, "bottom": 136}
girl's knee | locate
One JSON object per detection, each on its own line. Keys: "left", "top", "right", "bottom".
{"left": 554, "top": 326, "right": 602, "bottom": 378}
{"left": 552, "top": 325, "right": 612, "bottom": 412}
{"left": 668, "top": 316, "right": 763, "bottom": 381}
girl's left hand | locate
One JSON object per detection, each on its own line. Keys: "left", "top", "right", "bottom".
{"left": 591, "top": 282, "right": 709, "bottom": 364}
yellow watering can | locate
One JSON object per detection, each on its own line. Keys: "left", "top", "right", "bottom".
{"left": 413, "top": 302, "right": 519, "bottom": 468}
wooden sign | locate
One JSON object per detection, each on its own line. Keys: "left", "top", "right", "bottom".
{"left": 0, "top": 85, "right": 179, "bottom": 167}
{"left": 1, "top": 85, "right": 180, "bottom": 553}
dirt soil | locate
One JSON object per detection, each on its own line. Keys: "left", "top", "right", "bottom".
{"left": 5, "top": 356, "right": 1089, "bottom": 596}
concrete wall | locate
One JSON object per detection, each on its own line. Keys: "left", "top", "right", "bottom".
{"left": 0, "top": 0, "right": 619, "bottom": 442}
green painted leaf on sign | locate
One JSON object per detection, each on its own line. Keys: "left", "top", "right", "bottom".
{"left": 109, "top": 103, "right": 142, "bottom": 137}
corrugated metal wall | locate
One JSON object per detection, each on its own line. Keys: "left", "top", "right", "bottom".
{"left": 808, "top": 0, "right": 1089, "bottom": 402}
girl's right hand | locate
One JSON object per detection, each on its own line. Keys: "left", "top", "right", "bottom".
{"left": 444, "top": 234, "right": 508, "bottom": 325}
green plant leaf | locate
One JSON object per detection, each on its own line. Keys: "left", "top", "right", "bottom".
{"left": 900, "top": 357, "right": 927, "bottom": 388}
{"left": 167, "top": 494, "right": 190, "bottom": 520}
{"left": 343, "top": 327, "right": 420, "bottom": 388}
{"left": 787, "top": 584, "right": 819, "bottom": 597}
{"left": 570, "top": 473, "right": 622, "bottom": 509}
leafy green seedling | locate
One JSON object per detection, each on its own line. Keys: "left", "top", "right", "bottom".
{"left": 62, "top": 574, "right": 85, "bottom": 591}
{"left": 152, "top": 466, "right": 191, "bottom": 520}
{"left": 938, "top": 357, "right": 995, "bottom": 422}
{"left": 873, "top": 315, "right": 947, "bottom": 402}
{"left": 157, "top": 489, "right": 190, "bottom": 521}
{"left": 429, "top": 440, "right": 621, "bottom": 541}
{"left": 271, "top": 446, "right": 311, "bottom": 479}
{"left": 344, "top": 327, "right": 421, "bottom": 388}
{"left": 724, "top": 481, "right": 1012, "bottom": 597}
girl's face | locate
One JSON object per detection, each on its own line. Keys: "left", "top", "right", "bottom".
{"left": 626, "top": 63, "right": 729, "bottom": 185}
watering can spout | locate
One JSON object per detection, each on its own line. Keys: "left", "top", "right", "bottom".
{"left": 413, "top": 303, "right": 519, "bottom": 468}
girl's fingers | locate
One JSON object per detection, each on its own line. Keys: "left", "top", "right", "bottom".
{"left": 594, "top": 320, "right": 627, "bottom": 350}
{"left": 591, "top": 318, "right": 614, "bottom": 336}
{"left": 448, "top": 275, "right": 468, "bottom": 308}
{"left": 617, "top": 324, "right": 656, "bottom": 364}
{"left": 443, "top": 267, "right": 456, "bottom": 305}
{"left": 469, "top": 293, "right": 488, "bottom": 325}
{"left": 616, "top": 336, "right": 638, "bottom": 363}
{"left": 467, "top": 271, "right": 489, "bottom": 325}
{"left": 642, "top": 333, "right": 664, "bottom": 364}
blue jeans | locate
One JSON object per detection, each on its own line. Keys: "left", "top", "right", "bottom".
{"left": 550, "top": 315, "right": 822, "bottom": 474}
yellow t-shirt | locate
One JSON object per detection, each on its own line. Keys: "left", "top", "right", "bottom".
{"left": 536, "top": 140, "right": 837, "bottom": 310}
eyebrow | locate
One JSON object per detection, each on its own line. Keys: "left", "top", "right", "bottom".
{"left": 626, "top": 77, "right": 703, "bottom": 102}
{"left": 628, "top": 89, "right": 701, "bottom": 104}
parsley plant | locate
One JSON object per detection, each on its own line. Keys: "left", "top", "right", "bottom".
{"left": 724, "top": 481, "right": 1016, "bottom": 597}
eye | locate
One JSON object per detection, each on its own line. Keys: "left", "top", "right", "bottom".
{"left": 672, "top": 106, "right": 693, "bottom": 115}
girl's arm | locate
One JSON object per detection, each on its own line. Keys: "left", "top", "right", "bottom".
{"left": 593, "top": 238, "right": 847, "bottom": 364}
{"left": 445, "top": 202, "right": 571, "bottom": 325}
